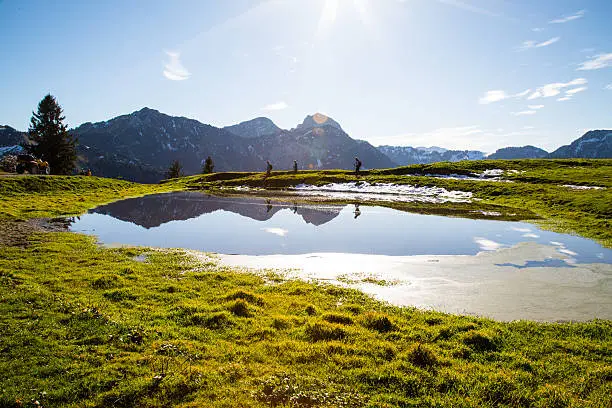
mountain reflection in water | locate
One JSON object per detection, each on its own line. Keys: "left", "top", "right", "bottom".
{"left": 89, "top": 192, "right": 342, "bottom": 228}
{"left": 73, "top": 192, "right": 612, "bottom": 262}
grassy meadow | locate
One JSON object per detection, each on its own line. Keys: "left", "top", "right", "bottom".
{"left": 0, "top": 159, "right": 611, "bottom": 407}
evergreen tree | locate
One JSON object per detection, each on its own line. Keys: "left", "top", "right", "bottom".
{"left": 202, "top": 156, "right": 214, "bottom": 174}
{"left": 27, "top": 94, "right": 77, "bottom": 175}
{"left": 167, "top": 160, "right": 183, "bottom": 179}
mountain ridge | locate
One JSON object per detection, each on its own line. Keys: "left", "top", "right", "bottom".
{"left": 549, "top": 130, "right": 612, "bottom": 159}
{"left": 2, "top": 111, "right": 611, "bottom": 180}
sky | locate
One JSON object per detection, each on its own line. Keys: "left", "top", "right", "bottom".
{"left": 1, "top": 0, "right": 610, "bottom": 153}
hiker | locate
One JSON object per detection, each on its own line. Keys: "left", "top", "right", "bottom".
{"left": 293, "top": 160, "right": 298, "bottom": 173}
{"left": 265, "top": 160, "right": 273, "bottom": 177}
{"left": 354, "top": 157, "right": 362, "bottom": 175}
{"left": 354, "top": 203, "right": 361, "bottom": 219}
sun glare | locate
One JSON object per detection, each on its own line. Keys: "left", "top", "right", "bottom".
{"left": 318, "top": 0, "right": 371, "bottom": 36}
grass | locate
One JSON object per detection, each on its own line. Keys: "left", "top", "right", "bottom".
{"left": 0, "top": 232, "right": 610, "bottom": 407}
{"left": 0, "top": 175, "right": 177, "bottom": 220}
{"left": 0, "top": 161, "right": 610, "bottom": 406}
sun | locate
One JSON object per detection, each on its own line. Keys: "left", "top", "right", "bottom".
{"left": 318, "top": 0, "right": 371, "bottom": 36}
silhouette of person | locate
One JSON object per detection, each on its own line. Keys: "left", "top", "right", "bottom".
{"left": 293, "top": 160, "right": 298, "bottom": 173}
{"left": 354, "top": 157, "right": 362, "bottom": 176}
{"left": 292, "top": 202, "right": 298, "bottom": 213}
{"left": 354, "top": 203, "right": 361, "bottom": 219}
{"left": 265, "top": 160, "right": 273, "bottom": 178}
{"left": 266, "top": 199, "right": 273, "bottom": 213}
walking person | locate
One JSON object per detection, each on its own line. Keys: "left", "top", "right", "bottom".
{"left": 354, "top": 157, "right": 362, "bottom": 176}
{"left": 293, "top": 160, "right": 298, "bottom": 173}
{"left": 265, "top": 160, "right": 273, "bottom": 178}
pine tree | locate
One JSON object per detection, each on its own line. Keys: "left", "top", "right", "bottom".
{"left": 202, "top": 156, "right": 214, "bottom": 174}
{"left": 167, "top": 160, "right": 183, "bottom": 179}
{"left": 27, "top": 94, "right": 77, "bottom": 175}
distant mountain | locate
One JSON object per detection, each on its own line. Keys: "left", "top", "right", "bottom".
{"left": 72, "top": 107, "right": 260, "bottom": 182}
{"left": 0, "top": 125, "right": 28, "bottom": 146}
{"left": 415, "top": 146, "right": 447, "bottom": 154}
{"left": 224, "top": 117, "right": 281, "bottom": 138}
{"left": 487, "top": 145, "right": 548, "bottom": 160}
{"left": 377, "top": 145, "right": 485, "bottom": 165}
{"left": 296, "top": 113, "right": 343, "bottom": 132}
{"left": 72, "top": 109, "right": 393, "bottom": 181}
{"left": 548, "top": 130, "right": 612, "bottom": 159}
{"left": 251, "top": 114, "right": 395, "bottom": 170}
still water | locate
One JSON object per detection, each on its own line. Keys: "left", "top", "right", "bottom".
{"left": 70, "top": 192, "right": 610, "bottom": 265}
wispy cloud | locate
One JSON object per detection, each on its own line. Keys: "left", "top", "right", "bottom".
{"left": 577, "top": 53, "right": 612, "bottom": 70}
{"left": 514, "top": 89, "right": 531, "bottom": 98}
{"left": 537, "top": 37, "right": 560, "bottom": 47}
{"left": 479, "top": 90, "right": 507, "bottom": 104}
{"left": 549, "top": 9, "right": 585, "bottom": 24}
{"left": 605, "top": 84, "right": 612, "bottom": 91}
{"left": 517, "top": 37, "right": 560, "bottom": 51}
{"left": 511, "top": 110, "right": 537, "bottom": 116}
{"left": 528, "top": 105, "right": 544, "bottom": 109}
{"left": 163, "top": 51, "right": 191, "bottom": 81}
{"left": 262, "top": 101, "right": 289, "bottom": 111}
{"left": 436, "top": 0, "right": 501, "bottom": 18}
{"left": 527, "top": 78, "right": 587, "bottom": 100}
{"left": 478, "top": 89, "right": 530, "bottom": 104}
{"left": 566, "top": 87, "right": 587, "bottom": 95}
{"left": 555, "top": 86, "right": 587, "bottom": 102}
{"left": 532, "top": 27, "right": 544, "bottom": 32}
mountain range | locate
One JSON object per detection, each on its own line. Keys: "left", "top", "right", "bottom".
{"left": 1, "top": 111, "right": 611, "bottom": 182}
{"left": 69, "top": 109, "right": 394, "bottom": 181}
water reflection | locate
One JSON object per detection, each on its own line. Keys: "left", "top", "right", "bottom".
{"left": 71, "top": 192, "right": 612, "bottom": 263}
{"left": 90, "top": 192, "right": 342, "bottom": 228}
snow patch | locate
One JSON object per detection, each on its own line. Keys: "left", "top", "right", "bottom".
{"left": 292, "top": 182, "right": 472, "bottom": 203}
{"left": 482, "top": 169, "right": 504, "bottom": 177}
{"left": 562, "top": 184, "right": 605, "bottom": 190}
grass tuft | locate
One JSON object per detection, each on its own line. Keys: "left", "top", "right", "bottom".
{"left": 360, "top": 312, "right": 396, "bottom": 333}
{"left": 305, "top": 321, "right": 349, "bottom": 342}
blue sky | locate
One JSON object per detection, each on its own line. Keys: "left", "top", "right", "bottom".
{"left": 1, "top": 0, "right": 610, "bottom": 152}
